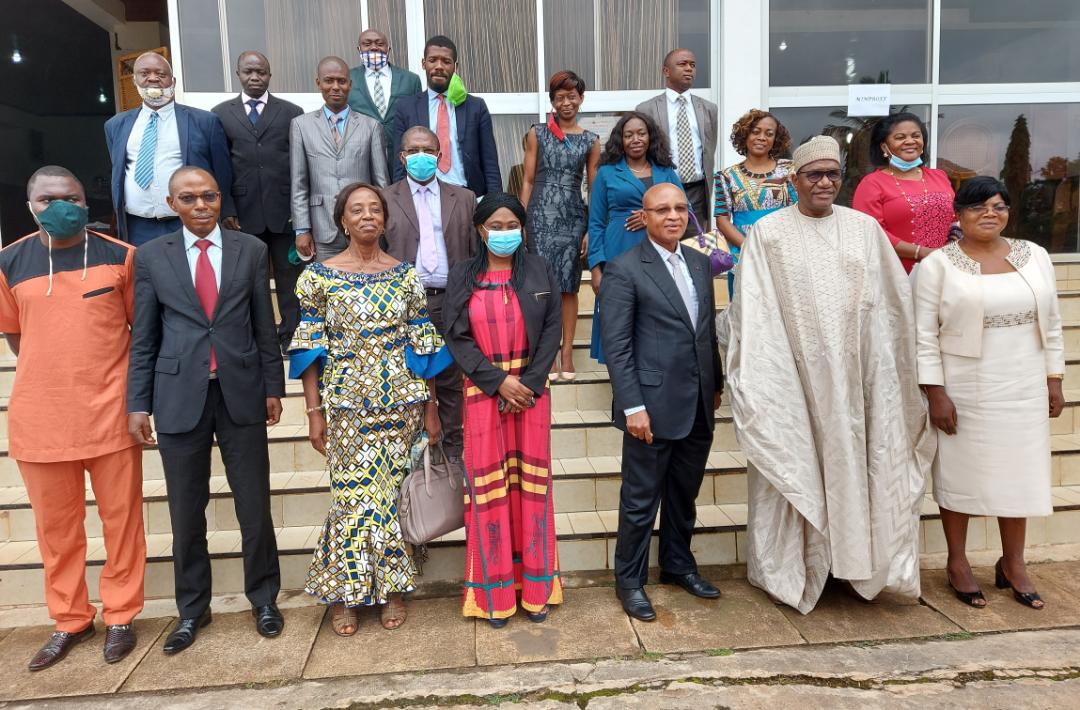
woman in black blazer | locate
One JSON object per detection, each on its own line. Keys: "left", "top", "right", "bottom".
{"left": 444, "top": 193, "right": 563, "bottom": 629}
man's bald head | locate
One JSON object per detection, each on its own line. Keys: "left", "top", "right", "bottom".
{"left": 168, "top": 166, "right": 218, "bottom": 195}
{"left": 236, "top": 51, "right": 271, "bottom": 95}
{"left": 134, "top": 51, "right": 172, "bottom": 76}
{"left": 402, "top": 126, "right": 439, "bottom": 150}
{"left": 317, "top": 56, "right": 349, "bottom": 78}
{"left": 642, "top": 183, "right": 689, "bottom": 247}
{"left": 359, "top": 28, "right": 389, "bottom": 51}
{"left": 237, "top": 50, "right": 269, "bottom": 70}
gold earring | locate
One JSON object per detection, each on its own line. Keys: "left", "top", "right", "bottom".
{"left": 344, "top": 228, "right": 350, "bottom": 236}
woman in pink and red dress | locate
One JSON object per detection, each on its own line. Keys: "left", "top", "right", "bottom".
{"left": 443, "top": 193, "right": 563, "bottom": 628}
{"left": 853, "top": 112, "right": 955, "bottom": 273}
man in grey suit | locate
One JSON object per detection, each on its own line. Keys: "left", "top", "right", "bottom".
{"left": 636, "top": 49, "right": 717, "bottom": 236}
{"left": 291, "top": 56, "right": 389, "bottom": 263}
{"left": 127, "top": 167, "right": 285, "bottom": 654}
{"left": 381, "top": 126, "right": 477, "bottom": 463}
{"left": 213, "top": 51, "right": 305, "bottom": 352}
{"left": 599, "top": 183, "right": 724, "bottom": 623}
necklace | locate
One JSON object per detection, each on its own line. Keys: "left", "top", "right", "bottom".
{"left": 739, "top": 161, "right": 776, "bottom": 180}
{"left": 628, "top": 163, "right": 650, "bottom": 175}
{"left": 888, "top": 168, "right": 927, "bottom": 229}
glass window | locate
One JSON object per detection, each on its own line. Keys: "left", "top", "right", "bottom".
{"left": 768, "top": 105, "right": 931, "bottom": 206}
{"left": 769, "top": 0, "right": 931, "bottom": 86}
{"left": 938, "top": 103, "right": 1080, "bottom": 253}
{"left": 220, "top": 0, "right": 363, "bottom": 93}
{"left": 544, "top": 0, "right": 710, "bottom": 92}
{"left": 940, "top": 1, "right": 1080, "bottom": 84}
{"left": 424, "top": 0, "right": 538, "bottom": 93}
{"left": 492, "top": 115, "right": 539, "bottom": 194}
{"left": 178, "top": 0, "right": 225, "bottom": 92}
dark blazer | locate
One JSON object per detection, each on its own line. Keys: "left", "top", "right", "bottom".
{"left": 104, "top": 103, "right": 236, "bottom": 242}
{"left": 391, "top": 91, "right": 501, "bottom": 197}
{"left": 348, "top": 63, "right": 423, "bottom": 162}
{"left": 598, "top": 239, "right": 723, "bottom": 440}
{"left": 443, "top": 253, "right": 561, "bottom": 397}
{"left": 211, "top": 94, "right": 304, "bottom": 235}
{"left": 381, "top": 178, "right": 477, "bottom": 268}
{"left": 127, "top": 228, "right": 285, "bottom": 434}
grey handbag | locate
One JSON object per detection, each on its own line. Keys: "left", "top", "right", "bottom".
{"left": 398, "top": 440, "right": 465, "bottom": 546}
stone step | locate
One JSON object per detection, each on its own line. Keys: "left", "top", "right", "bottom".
{"left": 2, "top": 493, "right": 1079, "bottom": 607}
{"left": 3, "top": 442, "right": 1080, "bottom": 543}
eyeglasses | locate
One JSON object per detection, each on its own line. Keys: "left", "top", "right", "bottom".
{"left": 175, "top": 191, "right": 221, "bottom": 206}
{"left": 796, "top": 170, "right": 843, "bottom": 184}
{"left": 962, "top": 204, "right": 1010, "bottom": 216}
{"left": 643, "top": 205, "right": 690, "bottom": 215}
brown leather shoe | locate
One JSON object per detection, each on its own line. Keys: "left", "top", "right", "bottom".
{"left": 103, "top": 624, "right": 137, "bottom": 663}
{"left": 28, "top": 624, "right": 95, "bottom": 671}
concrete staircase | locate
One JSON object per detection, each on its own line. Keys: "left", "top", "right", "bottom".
{"left": 3, "top": 263, "right": 1080, "bottom": 606}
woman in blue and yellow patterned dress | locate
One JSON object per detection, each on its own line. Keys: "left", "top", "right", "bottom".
{"left": 288, "top": 183, "right": 451, "bottom": 636}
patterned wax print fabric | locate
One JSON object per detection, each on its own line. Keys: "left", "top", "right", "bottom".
{"left": 525, "top": 124, "right": 598, "bottom": 293}
{"left": 461, "top": 270, "right": 562, "bottom": 619}
{"left": 288, "top": 262, "right": 448, "bottom": 606}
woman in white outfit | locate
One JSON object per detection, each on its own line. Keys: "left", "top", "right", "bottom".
{"left": 915, "top": 176, "right": 1064, "bottom": 611}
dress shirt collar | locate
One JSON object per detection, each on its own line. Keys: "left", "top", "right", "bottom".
{"left": 183, "top": 225, "right": 222, "bottom": 251}
{"left": 665, "top": 87, "right": 691, "bottom": 105}
{"left": 367, "top": 65, "right": 391, "bottom": 79}
{"left": 427, "top": 88, "right": 448, "bottom": 102}
{"left": 407, "top": 175, "right": 441, "bottom": 196}
{"left": 649, "top": 237, "right": 684, "bottom": 261}
{"left": 322, "top": 104, "right": 351, "bottom": 122}
{"left": 241, "top": 91, "right": 268, "bottom": 106}
{"left": 140, "top": 99, "right": 176, "bottom": 120}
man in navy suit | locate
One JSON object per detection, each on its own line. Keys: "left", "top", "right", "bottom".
{"left": 391, "top": 36, "right": 501, "bottom": 197}
{"left": 104, "top": 52, "right": 235, "bottom": 246}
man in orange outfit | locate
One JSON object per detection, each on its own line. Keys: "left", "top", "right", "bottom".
{"left": 0, "top": 166, "right": 146, "bottom": 670}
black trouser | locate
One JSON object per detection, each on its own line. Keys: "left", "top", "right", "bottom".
{"left": 257, "top": 229, "right": 301, "bottom": 350}
{"left": 424, "top": 288, "right": 464, "bottom": 462}
{"left": 158, "top": 380, "right": 280, "bottom": 618}
{"left": 682, "top": 179, "right": 710, "bottom": 238}
{"left": 614, "top": 399, "right": 712, "bottom": 589}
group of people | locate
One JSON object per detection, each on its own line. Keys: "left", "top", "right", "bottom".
{"left": 1, "top": 25, "right": 1063, "bottom": 674}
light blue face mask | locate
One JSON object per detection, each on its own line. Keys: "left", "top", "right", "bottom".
{"left": 889, "top": 154, "right": 923, "bottom": 171}
{"left": 404, "top": 152, "right": 438, "bottom": 182}
{"left": 485, "top": 229, "right": 522, "bottom": 256}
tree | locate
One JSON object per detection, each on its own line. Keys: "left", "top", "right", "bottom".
{"left": 1000, "top": 114, "right": 1031, "bottom": 236}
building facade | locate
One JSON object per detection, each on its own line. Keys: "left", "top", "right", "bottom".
{"left": 171, "top": 0, "right": 1080, "bottom": 252}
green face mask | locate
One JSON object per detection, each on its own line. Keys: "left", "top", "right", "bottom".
{"left": 446, "top": 73, "right": 468, "bottom": 107}
{"left": 28, "top": 200, "right": 89, "bottom": 240}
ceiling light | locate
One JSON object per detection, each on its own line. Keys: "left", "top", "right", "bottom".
{"left": 778, "top": 41, "right": 788, "bottom": 52}
{"left": 11, "top": 49, "right": 21, "bottom": 64}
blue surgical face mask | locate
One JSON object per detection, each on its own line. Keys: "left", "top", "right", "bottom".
{"left": 889, "top": 153, "right": 923, "bottom": 171}
{"left": 405, "top": 152, "right": 438, "bottom": 182}
{"left": 485, "top": 228, "right": 522, "bottom": 256}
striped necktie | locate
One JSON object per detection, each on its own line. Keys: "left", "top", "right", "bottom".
{"left": 675, "top": 96, "right": 696, "bottom": 183}
{"left": 133, "top": 112, "right": 158, "bottom": 189}
{"left": 372, "top": 71, "right": 387, "bottom": 116}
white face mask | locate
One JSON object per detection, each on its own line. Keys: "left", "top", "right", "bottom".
{"left": 137, "top": 84, "right": 175, "bottom": 108}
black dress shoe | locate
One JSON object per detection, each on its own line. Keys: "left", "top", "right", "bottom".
{"left": 163, "top": 609, "right": 212, "bottom": 655}
{"left": 28, "top": 623, "right": 95, "bottom": 671}
{"left": 253, "top": 604, "right": 284, "bottom": 637}
{"left": 103, "top": 624, "right": 137, "bottom": 663}
{"left": 616, "top": 587, "right": 657, "bottom": 621}
{"left": 659, "top": 571, "right": 721, "bottom": 599}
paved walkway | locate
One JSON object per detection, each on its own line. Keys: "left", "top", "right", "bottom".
{"left": 1, "top": 561, "right": 1079, "bottom": 707}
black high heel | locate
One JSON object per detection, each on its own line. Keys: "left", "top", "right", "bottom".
{"left": 946, "top": 571, "right": 986, "bottom": 608}
{"left": 995, "top": 557, "right": 1044, "bottom": 610}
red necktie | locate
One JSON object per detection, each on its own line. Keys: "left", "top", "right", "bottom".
{"left": 194, "top": 239, "right": 219, "bottom": 372}
{"left": 436, "top": 94, "right": 452, "bottom": 174}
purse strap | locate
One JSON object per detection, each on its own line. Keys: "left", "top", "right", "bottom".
{"left": 420, "top": 439, "right": 459, "bottom": 497}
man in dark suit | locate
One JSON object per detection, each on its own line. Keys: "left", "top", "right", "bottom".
{"left": 391, "top": 36, "right": 501, "bottom": 197}
{"left": 127, "top": 167, "right": 285, "bottom": 654}
{"left": 104, "top": 52, "right": 235, "bottom": 246}
{"left": 599, "top": 183, "right": 724, "bottom": 622}
{"left": 213, "top": 51, "right": 305, "bottom": 352}
{"left": 382, "top": 126, "right": 476, "bottom": 463}
{"left": 348, "top": 28, "right": 422, "bottom": 171}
